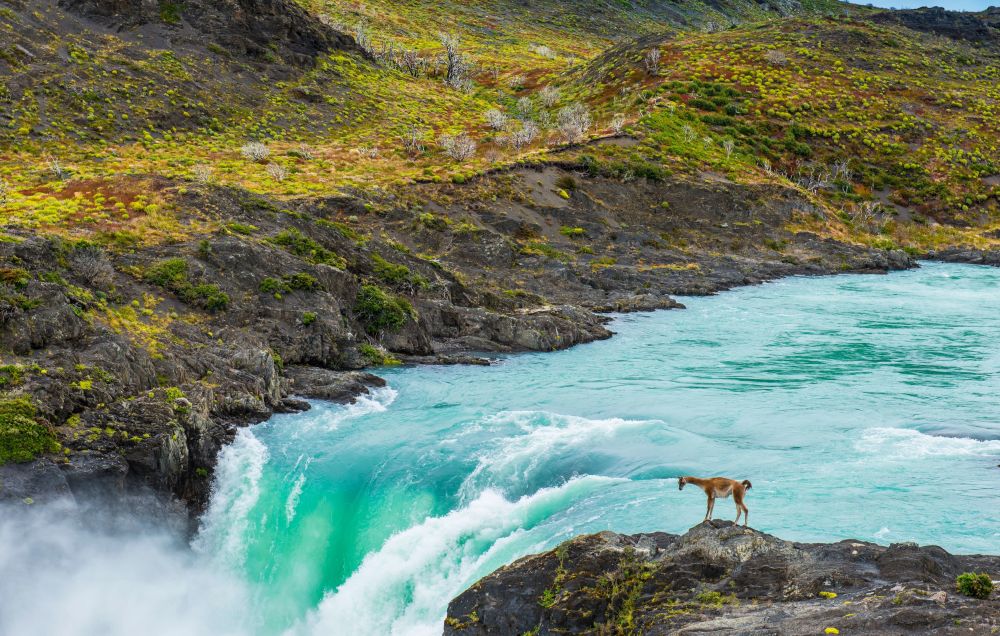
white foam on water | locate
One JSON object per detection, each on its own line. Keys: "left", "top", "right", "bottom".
{"left": 314, "top": 386, "right": 397, "bottom": 431}
{"left": 194, "top": 428, "right": 268, "bottom": 569}
{"left": 458, "top": 410, "right": 657, "bottom": 500}
{"left": 858, "top": 427, "right": 1000, "bottom": 460}
{"left": 293, "top": 475, "right": 625, "bottom": 636}
{"left": 285, "top": 471, "right": 308, "bottom": 525}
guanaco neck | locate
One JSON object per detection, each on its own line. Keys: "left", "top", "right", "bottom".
{"left": 682, "top": 476, "right": 708, "bottom": 487}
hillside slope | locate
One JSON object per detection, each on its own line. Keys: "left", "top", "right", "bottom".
{"left": 1, "top": 0, "right": 999, "bottom": 511}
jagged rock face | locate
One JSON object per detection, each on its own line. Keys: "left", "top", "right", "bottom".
{"left": 871, "top": 8, "right": 1000, "bottom": 45}
{"left": 57, "top": 0, "right": 358, "bottom": 62}
{"left": 0, "top": 167, "right": 918, "bottom": 516}
{"left": 445, "top": 521, "right": 1000, "bottom": 635}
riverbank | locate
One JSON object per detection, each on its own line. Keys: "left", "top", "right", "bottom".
{"left": 445, "top": 520, "right": 1000, "bottom": 635}
{"left": 4, "top": 262, "right": 1000, "bottom": 634}
{"left": 0, "top": 166, "right": 918, "bottom": 517}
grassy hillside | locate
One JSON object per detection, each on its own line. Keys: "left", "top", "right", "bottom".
{"left": 560, "top": 14, "right": 1000, "bottom": 250}
{"left": 1, "top": 0, "right": 854, "bottom": 241}
{"left": 4, "top": 0, "right": 1000, "bottom": 478}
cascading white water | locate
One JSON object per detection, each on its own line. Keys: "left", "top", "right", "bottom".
{"left": 4, "top": 262, "right": 1000, "bottom": 636}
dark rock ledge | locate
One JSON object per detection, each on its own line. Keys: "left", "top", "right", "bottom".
{"left": 445, "top": 521, "right": 1000, "bottom": 635}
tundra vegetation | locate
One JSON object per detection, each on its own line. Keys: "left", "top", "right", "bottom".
{"left": 2, "top": 0, "right": 1000, "bottom": 476}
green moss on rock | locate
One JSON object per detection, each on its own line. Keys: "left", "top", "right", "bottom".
{"left": 0, "top": 397, "right": 58, "bottom": 465}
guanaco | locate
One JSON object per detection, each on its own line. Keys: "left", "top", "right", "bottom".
{"left": 678, "top": 476, "right": 752, "bottom": 526}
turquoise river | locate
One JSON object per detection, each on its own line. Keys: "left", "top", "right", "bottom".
{"left": 2, "top": 261, "right": 1000, "bottom": 635}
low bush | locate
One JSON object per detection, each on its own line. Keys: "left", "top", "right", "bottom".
{"left": 353, "top": 285, "right": 413, "bottom": 335}
{"left": 144, "top": 258, "right": 228, "bottom": 311}
{"left": 0, "top": 397, "right": 58, "bottom": 465}
{"left": 372, "top": 254, "right": 428, "bottom": 290}
{"left": 956, "top": 572, "right": 994, "bottom": 599}
{"left": 358, "top": 343, "right": 401, "bottom": 366}
{"left": 270, "top": 229, "right": 346, "bottom": 268}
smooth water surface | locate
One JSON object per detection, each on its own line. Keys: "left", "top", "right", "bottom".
{"left": 5, "top": 262, "right": 999, "bottom": 636}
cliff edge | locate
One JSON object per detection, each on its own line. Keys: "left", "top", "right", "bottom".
{"left": 445, "top": 520, "right": 1000, "bottom": 635}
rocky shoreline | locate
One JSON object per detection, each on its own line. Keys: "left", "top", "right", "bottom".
{"left": 0, "top": 163, "right": 939, "bottom": 520}
{"left": 444, "top": 520, "right": 1000, "bottom": 635}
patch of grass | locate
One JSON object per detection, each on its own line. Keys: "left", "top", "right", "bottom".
{"left": 695, "top": 590, "right": 737, "bottom": 607}
{"left": 0, "top": 397, "right": 58, "bottom": 465}
{"left": 521, "top": 241, "right": 570, "bottom": 262}
{"left": 270, "top": 229, "right": 346, "bottom": 268}
{"left": 0, "top": 365, "right": 25, "bottom": 389}
{"left": 226, "top": 222, "right": 258, "bottom": 235}
{"left": 159, "top": 1, "right": 182, "bottom": 24}
{"left": 143, "top": 258, "right": 228, "bottom": 311}
{"left": 358, "top": 343, "right": 401, "bottom": 366}
{"left": 591, "top": 256, "right": 617, "bottom": 269}
{"left": 372, "top": 254, "right": 428, "bottom": 290}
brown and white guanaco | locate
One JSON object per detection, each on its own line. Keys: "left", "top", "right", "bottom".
{"left": 678, "top": 476, "right": 752, "bottom": 526}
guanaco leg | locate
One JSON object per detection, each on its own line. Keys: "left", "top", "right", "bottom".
{"left": 681, "top": 476, "right": 752, "bottom": 527}
{"left": 733, "top": 489, "right": 749, "bottom": 526}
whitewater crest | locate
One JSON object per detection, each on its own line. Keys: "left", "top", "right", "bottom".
{"left": 457, "top": 410, "right": 663, "bottom": 502}
{"left": 858, "top": 427, "right": 1000, "bottom": 459}
{"left": 194, "top": 428, "right": 269, "bottom": 569}
{"left": 296, "top": 386, "right": 399, "bottom": 433}
{"left": 294, "top": 475, "right": 626, "bottom": 636}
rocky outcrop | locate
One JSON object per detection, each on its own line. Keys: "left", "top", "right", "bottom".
{"left": 445, "top": 521, "right": 1000, "bottom": 635}
{"left": 927, "top": 247, "right": 1000, "bottom": 268}
{"left": 0, "top": 166, "right": 917, "bottom": 518}
{"left": 872, "top": 7, "right": 1000, "bottom": 46}
{"left": 57, "top": 0, "right": 359, "bottom": 63}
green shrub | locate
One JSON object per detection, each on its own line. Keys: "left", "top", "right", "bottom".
{"left": 286, "top": 272, "right": 319, "bottom": 291}
{"left": 372, "top": 254, "right": 428, "bottom": 289}
{"left": 353, "top": 285, "right": 412, "bottom": 335}
{"left": 689, "top": 98, "right": 718, "bottom": 111}
{"left": 0, "top": 365, "right": 24, "bottom": 388}
{"left": 559, "top": 226, "right": 586, "bottom": 238}
{"left": 226, "top": 222, "right": 258, "bottom": 235}
{"left": 358, "top": 343, "right": 400, "bottom": 366}
{"left": 956, "top": 573, "right": 993, "bottom": 599}
{"left": 554, "top": 175, "right": 577, "bottom": 191}
{"left": 260, "top": 277, "right": 286, "bottom": 294}
{"left": 159, "top": 1, "right": 181, "bottom": 24}
{"left": 0, "top": 267, "right": 31, "bottom": 288}
{"left": 144, "top": 258, "right": 228, "bottom": 311}
{"left": 144, "top": 258, "right": 188, "bottom": 288}
{"left": 179, "top": 283, "right": 229, "bottom": 311}
{"left": 417, "top": 213, "right": 449, "bottom": 231}
{"left": 0, "top": 397, "right": 58, "bottom": 465}
{"left": 301, "top": 311, "right": 317, "bottom": 325}
{"left": 701, "top": 114, "right": 736, "bottom": 127}
{"left": 270, "top": 228, "right": 346, "bottom": 268}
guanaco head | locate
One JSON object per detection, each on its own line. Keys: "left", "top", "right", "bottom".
{"left": 678, "top": 477, "right": 687, "bottom": 490}
{"left": 742, "top": 479, "right": 752, "bottom": 490}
